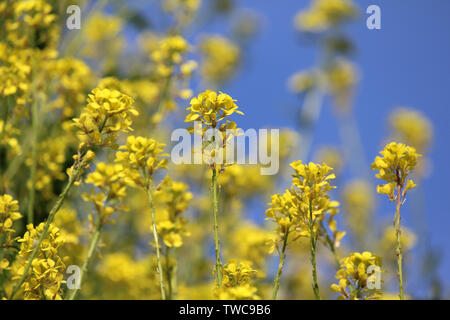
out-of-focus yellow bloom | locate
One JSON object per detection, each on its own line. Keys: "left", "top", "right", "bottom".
{"left": 97, "top": 253, "right": 161, "bottom": 299}
{"left": 25, "top": 137, "right": 68, "bottom": 199}
{"left": 0, "top": 120, "right": 22, "bottom": 158}
{"left": 341, "top": 180, "right": 374, "bottom": 243}
{"left": 46, "top": 57, "right": 94, "bottom": 118}
{"left": 198, "top": 35, "right": 240, "bottom": 85}
{"left": 379, "top": 225, "right": 417, "bottom": 259}
{"left": 115, "top": 136, "right": 168, "bottom": 186}
{"left": 73, "top": 87, "right": 138, "bottom": 149}
{"left": 331, "top": 251, "right": 382, "bottom": 300}
{"left": 163, "top": 0, "right": 201, "bottom": 26}
{"left": 325, "top": 59, "right": 358, "bottom": 110}
{"left": 294, "top": 0, "right": 357, "bottom": 32}
{"left": 151, "top": 35, "right": 189, "bottom": 77}
{"left": 82, "top": 13, "right": 124, "bottom": 70}
{"left": 288, "top": 70, "right": 317, "bottom": 94}
{"left": 371, "top": 142, "right": 421, "bottom": 200}
{"left": 389, "top": 108, "right": 433, "bottom": 154}
{"left": 314, "top": 146, "right": 344, "bottom": 175}
{"left": 11, "top": 223, "right": 66, "bottom": 300}
{"left": 217, "top": 260, "right": 260, "bottom": 300}
{"left": 154, "top": 176, "right": 192, "bottom": 247}
{"left": 0, "top": 194, "right": 21, "bottom": 245}
{"left": 229, "top": 224, "right": 275, "bottom": 271}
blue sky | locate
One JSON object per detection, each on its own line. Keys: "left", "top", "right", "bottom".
{"left": 125, "top": 0, "right": 450, "bottom": 297}
{"left": 197, "top": 0, "right": 450, "bottom": 297}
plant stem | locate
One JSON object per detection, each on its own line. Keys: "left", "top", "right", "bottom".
{"left": 165, "top": 247, "right": 173, "bottom": 300}
{"left": 27, "top": 97, "right": 39, "bottom": 225}
{"left": 146, "top": 182, "right": 166, "bottom": 300}
{"left": 211, "top": 167, "right": 222, "bottom": 288}
{"left": 272, "top": 230, "right": 289, "bottom": 300}
{"left": 66, "top": 216, "right": 103, "bottom": 300}
{"left": 395, "top": 185, "right": 404, "bottom": 300}
{"left": 9, "top": 164, "right": 83, "bottom": 299}
{"left": 309, "top": 203, "right": 320, "bottom": 300}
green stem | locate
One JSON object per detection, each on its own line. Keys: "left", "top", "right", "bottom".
{"left": 146, "top": 182, "right": 166, "bottom": 300}
{"left": 272, "top": 230, "right": 289, "bottom": 300}
{"left": 165, "top": 247, "right": 172, "bottom": 300}
{"left": 395, "top": 185, "right": 404, "bottom": 300}
{"left": 9, "top": 164, "right": 83, "bottom": 300}
{"left": 66, "top": 216, "right": 103, "bottom": 300}
{"left": 211, "top": 167, "right": 222, "bottom": 288}
{"left": 309, "top": 203, "right": 320, "bottom": 300}
{"left": 27, "top": 97, "right": 39, "bottom": 225}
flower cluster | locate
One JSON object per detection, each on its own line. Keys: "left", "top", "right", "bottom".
{"left": 0, "top": 194, "right": 21, "bottom": 245}
{"left": 198, "top": 35, "right": 240, "bottom": 85}
{"left": 185, "top": 90, "right": 243, "bottom": 129}
{"left": 115, "top": 136, "right": 168, "bottom": 186}
{"left": 83, "top": 162, "right": 129, "bottom": 224}
{"left": 294, "top": 0, "right": 357, "bottom": 32}
{"left": 371, "top": 142, "right": 421, "bottom": 200}
{"left": 331, "top": 252, "right": 382, "bottom": 300}
{"left": 154, "top": 176, "right": 192, "bottom": 247}
{"left": 389, "top": 108, "right": 433, "bottom": 154}
{"left": 217, "top": 260, "right": 259, "bottom": 300}
{"left": 73, "top": 87, "right": 138, "bottom": 149}
{"left": 341, "top": 180, "right": 374, "bottom": 243}
{"left": 11, "top": 223, "right": 66, "bottom": 300}
{"left": 151, "top": 35, "right": 189, "bottom": 77}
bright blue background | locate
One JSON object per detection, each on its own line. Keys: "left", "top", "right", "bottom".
{"left": 204, "top": 0, "right": 450, "bottom": 297}
{"left": 127, "top": 0, "right": 450, "bottom": 297}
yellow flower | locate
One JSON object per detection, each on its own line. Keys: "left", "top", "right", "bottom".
{"left": 217, "top": 260, "right": 260, "bottom": 300}
{"left": 0, "top": 194, "right": 21, "bottom": 239}
{"left": 198, "top": 35, "right": 240, "bottom": 85}
{"left": 266, "top": 161, "right": 343, "bottom": 247}
{"left": 185, "top": 90, "right": 243, "bottom": 128}
{"left": 331, "top": 251, "right": 382, "bottom": 300}
{"left": 73, "top": 87, "right": 138, "bottom": 149}
{"left": 371, "top": 142, "right": 421, "bottom": 200}
{"left": 154, "top": 176, "right": 192, "bottom": 248}
{"left": 341, "top": 180, "right": 374, "bottom": 242}
{"left": 11, "top": 223, "right": 66, "bottom": 300}
{"left": 115, "top": 136, "right": 168, "bottom": 186}
{"left": 294, "top": 0, "right": 357, "bottom": 32}
{"left": 389, "top": 108, "right": 433, "bottom": 153}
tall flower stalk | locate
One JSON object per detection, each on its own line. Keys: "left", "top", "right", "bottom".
{"left": 371, "top": 142, "right": 421, "bottom": 300}
{"left": 185, "top": 90, "right": 244, "bottom": 288}
{"left": 10, "top": 86, "right": 138, "bottom": 299}
{"left": 114, "top": 135, "right": 168, "bottom": 299}
{"left": 267, "top": 161, "right": 342, "bottom": 300}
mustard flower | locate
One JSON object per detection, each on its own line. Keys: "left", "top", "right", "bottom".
{"left": 217, "top": 260, "right": 260, "bottom": 300}
{"left": 186, "top": 90, "right": 243, "bottom": 128}
{"left": 389, "top": 108, "right": 433, "bottom": 154}
{"left": 294, "top": 0, "right": 357, "bottom": 32}
{"left": 341, "top": 180, "right": 375, "bottom": 245}
{"left": 331, "top": 251, "right": 382, "bottom": 300}
{"left": 73, "top": 87, "right": 139, "bottom": 149}
{"left": 0, "top": 194, "right": 22, "bottom": 245}
{"left": 83, "top": 162, "right": 129, "bottom": 224}
{"left": 154, "top": 176, "right": 192, "bottom": 248}
{"left": 198, "top": 35, "right": 240, "bottom": 85}
{"left": 268, "top": 161, "right": 343, "bottom": 299}
{"left": 11, "top": 223, "right": 66, "bottom": 300}
{"left": 371, "top": 142, "right": 420, "bottom": 300}
{"left": 371, "top": 142, "right": 421, "bottom": 200}
{"left": 115, "top": 136, "right": 168, "bottom": 187}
